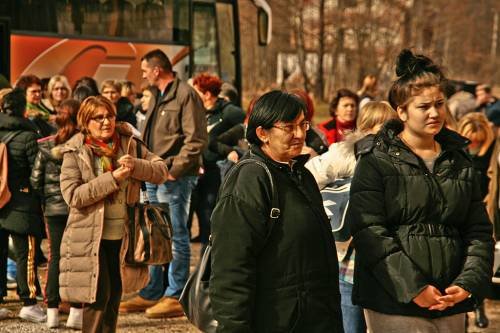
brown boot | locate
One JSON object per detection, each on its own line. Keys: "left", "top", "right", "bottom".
{"left": 119, "top": 295, "right": 159, "bottom": 313}
{"left": 145, "top": 297, "right": 185, "bottom": 318}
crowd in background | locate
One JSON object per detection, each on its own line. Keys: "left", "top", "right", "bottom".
{"left": 0, "top": 47, "right": 498, "bottom": 333}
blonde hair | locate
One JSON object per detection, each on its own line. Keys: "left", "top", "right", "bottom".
{"left": 357, "top": 101, "right": 397, "bottom": 133}
{"left": 48, "top": 75, "right": 71, "bottom": 103}
{"left": 458, "top": 112, "right": 494, "bottom": 156}
{"left": 100, "top": 80, "right": 121, "bottom": 93}
{"left": 77, "top": 96, "right": 116, "bottom": 134}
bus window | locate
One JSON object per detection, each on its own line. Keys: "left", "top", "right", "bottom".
{"left": 192, "top": 3, "right": 219, "bottom": 75}
{"left": 0, "top": 0, "right": 189, "bottom": 43}
{"left": 216, "top": 2, "right": 236, "bottom": 85}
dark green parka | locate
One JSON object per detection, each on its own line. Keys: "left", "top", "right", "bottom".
{"left": 346, "top": 120, "right": 494, "bottom": 318}
{"left": 210, "top": 146, "right": 343, "bottom": 333}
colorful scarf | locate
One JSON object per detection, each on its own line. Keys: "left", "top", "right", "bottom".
{"left": 84, "top": 132, "right": 121, "bottom": 172}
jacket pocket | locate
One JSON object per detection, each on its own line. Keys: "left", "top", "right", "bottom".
{"left": 397, "top": 223, "right": 463, "bottom": 289}
{"left": 158, "top": 107, "right": 181, "bottom": 135}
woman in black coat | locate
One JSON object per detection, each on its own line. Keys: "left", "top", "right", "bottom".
{"left": 346, "top": 49, "right": 494, "bottom": 332}
{"left": 0, "top": 89, "right": 45, "bottom": 322}
{"left": 30, "top": 99, "right": 83, "bottom": 329}
{"left": 210, "top": 91, "right": 343, "bottom": 333}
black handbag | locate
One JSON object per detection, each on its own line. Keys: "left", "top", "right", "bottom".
{"left": 125, "top": 142, "right": 173, "bottom": 266}
{"left": 179, "top": 158, "right": 280, "bottom": 333}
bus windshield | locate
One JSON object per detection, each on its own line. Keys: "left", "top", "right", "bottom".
{"left": 0, "top": 0, "right": 190, "bottom": 44}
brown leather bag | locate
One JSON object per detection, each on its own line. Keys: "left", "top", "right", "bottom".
{"left": 125, "top": 141, "right": 173, "bottom": 266}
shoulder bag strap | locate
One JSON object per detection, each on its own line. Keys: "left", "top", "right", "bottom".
{"left": 0, "top": 130, "right": 22, "bottom": 145}
{"left": 135, "top": 140, "right": 149, "bottom": 202}
{"left": 220, "top": 158, "right": 280, "bottom": 241}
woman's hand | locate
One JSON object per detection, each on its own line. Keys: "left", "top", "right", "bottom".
{"left": 227, "top": 150, "right": 239, "bottom": 163}
{"left": 112, "top": 165, "right": 131, "bottom": 182}
{"left": 413, "top": 285, "right": 442, "bottom": 308}
{"left": 117, "top": 154, "right": 135, "bottom": 172}
{"left": 429, "top": 285, "right": 471, "bottom": 311}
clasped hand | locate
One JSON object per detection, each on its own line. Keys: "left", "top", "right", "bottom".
{"left": 413, "top": 285, "right": 470, "bottom": 311}
{"left": 112, "top": 154, "right": 136, "bottom": 181}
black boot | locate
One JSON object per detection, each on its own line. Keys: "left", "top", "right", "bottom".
{"left": 474, "top": 301, "right": 489, "bottom": 328}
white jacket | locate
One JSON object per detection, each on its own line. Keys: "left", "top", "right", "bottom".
{"left": 305, "top": 132, "right": 366, "bottom": 189}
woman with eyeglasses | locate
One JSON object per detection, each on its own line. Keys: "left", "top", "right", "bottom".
{"left": 210, "top": 90, "right": 343, "bottom": 333}
{"left": 59, "top": 96, "right": 168, "bottom": 332}
{"left": 42, "top": 75, "right": 72, "bottom": 114}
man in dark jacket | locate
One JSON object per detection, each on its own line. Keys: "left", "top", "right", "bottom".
{"left": 119, "top": 49, "right": 207, "bottom": 318}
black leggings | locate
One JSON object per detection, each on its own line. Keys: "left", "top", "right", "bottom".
{"left": 45, "top": 215, "right": 68, "bottom": 308}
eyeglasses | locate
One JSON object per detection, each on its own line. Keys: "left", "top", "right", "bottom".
{"left": 90, "top": 114, "right": 115, "bottom": 124}
{"left": 272, "top": 121, "right": 310, "bottom": 134}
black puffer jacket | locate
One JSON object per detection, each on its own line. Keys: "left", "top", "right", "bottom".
{"left": 30, "top": 137, "right": 68, "bottom": 217}
{"left": 210, "top": 146, "right": 343, "bottom": 333}
{"left": 346, "top": 120, "right": 494, "bottom": 318}
{"left": 204, "top": 98, "right": 245, "bottom": 168}
{"left": 0, "top": 113, "right": 43, "bottom": 235}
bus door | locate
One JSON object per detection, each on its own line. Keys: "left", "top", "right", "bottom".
{"left": 191, "top": 1, "right": 239, "bottom": 95}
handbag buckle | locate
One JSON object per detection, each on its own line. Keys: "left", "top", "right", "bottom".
{"left": 270, "top": 208, "right": 280, "bottom": 219}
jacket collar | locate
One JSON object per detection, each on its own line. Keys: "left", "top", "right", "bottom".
{"left": 249, "top": 145, "right": 310, "bottom": 172}
{"left": 158, "top": 74, "right": 180, "bottom": 105}
{"left": 376, "top": 119, "right": 470, "bottom": 166}
{"left": 61, "top": 123, "right": 134, "bottom": 174}
{"left": 0, "top": 113, "right": 37, "bottom": 132}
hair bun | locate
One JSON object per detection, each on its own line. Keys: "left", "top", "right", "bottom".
{"left": 395, "top": 49, "right": 441, "bottom": 79}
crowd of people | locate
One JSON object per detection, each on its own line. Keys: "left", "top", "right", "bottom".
{"left": 0, "top": 47, "right": 498, "bottom": 333}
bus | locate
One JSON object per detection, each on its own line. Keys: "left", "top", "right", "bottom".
{"left": 0, "top": 0, "right": 271, "bottom": 100}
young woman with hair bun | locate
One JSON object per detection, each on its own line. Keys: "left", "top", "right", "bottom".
{"left": 345, "top": 49, "right": 494, "bottom": 332}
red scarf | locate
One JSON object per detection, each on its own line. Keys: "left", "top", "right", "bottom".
{"left": 335, "top": 119, "right": 356, "bottom": 143}
{"left": 84, "top": 133, "right": 121, "bottom": 172}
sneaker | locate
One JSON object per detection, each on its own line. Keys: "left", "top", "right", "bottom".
{"left": 18, "top": 304, "right": 46, "bottom": 323}
{"left": 66, "top": 307, "right": 83, "bottom": 330}
{"left": 0, "top": 308, "right": 11, "bottom": 320}
{"left": 6, "top": 274, "right": 16, "bottom": 290}
{"left": 46, "top": 308, "right": 59, "bottom": 329}
{"left": 145, "top": 297, "right": 184, "bottom": 318}
{"left": 119, "top": 295, "right": 158, "bottom": 313}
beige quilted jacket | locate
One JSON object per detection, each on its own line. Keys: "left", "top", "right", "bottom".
{"left": 59, "top": 125, "right": 168, "bottom": 303}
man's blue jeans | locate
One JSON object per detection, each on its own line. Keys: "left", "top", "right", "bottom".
{"left": 139, "top": 176, "right": 197, "bottom": 300}
{"left": 339, "top": 279, "right": 366, "bottom": 333}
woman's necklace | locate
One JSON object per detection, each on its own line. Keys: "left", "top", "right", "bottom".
{"left": 400, "top": 135, "right": 440, "bottom": 157}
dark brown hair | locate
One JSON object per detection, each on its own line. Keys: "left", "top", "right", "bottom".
{"left": 329, "top": 89, "right": 359, "bottom": 117}
{"left": 15, "top": 74, "right": 42, "bottom": 91}
{"left": 388, "top": 49, "right": 447, "bottom": 110}
{"left": 141, "top": 49, "right": 173, "bottom": 73}
{"left": 55, "top": 99, "right": 80, "bottom": 145}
